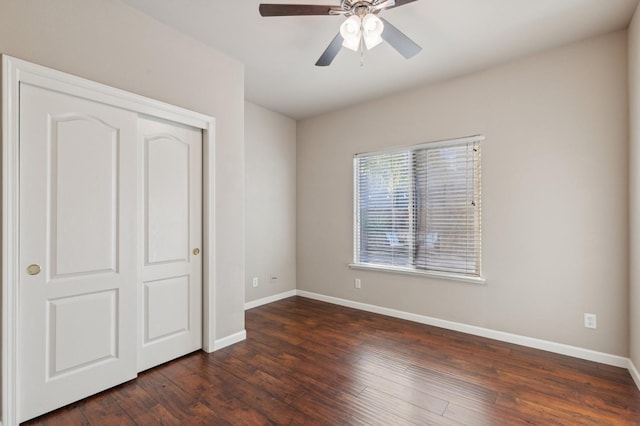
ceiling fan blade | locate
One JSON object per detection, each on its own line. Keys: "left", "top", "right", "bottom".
{"left": 379, "top": 17, "right": 422, "bottom": 59}
{"left": 384, "top": 0, "right": 419, "bottom": 10}
{"left": 315, "top": 33, "right": 344, "bottom": 66}
{"left": 259, "top": 4, "right": 341, "bottom": 16}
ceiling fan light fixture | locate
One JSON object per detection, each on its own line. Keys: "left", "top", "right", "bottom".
{"left": 258, "top": 0, "right": 422, "bottom": 66}
{"left": 340, "top": 15, "right": 361, "bottom": 51}
{"left": 362, "top": 13, "right": 384, "bottom": 49}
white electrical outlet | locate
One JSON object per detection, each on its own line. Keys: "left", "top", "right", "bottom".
{"left": 354, "top": 278, "right": 361, "bottom": 289}
{"left": 252, "top": 277, "right": 259, "bottom": 288}
{"left": 584, "top": 313, "right": 597, "bottom": 329}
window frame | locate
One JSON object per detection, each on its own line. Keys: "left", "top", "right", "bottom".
{"left": 350, "top": 135, "right": 485, "bottom": 284}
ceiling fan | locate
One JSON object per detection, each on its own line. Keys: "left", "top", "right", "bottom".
{"left": 259, "top": 0, "right": 422, "bottom": 66}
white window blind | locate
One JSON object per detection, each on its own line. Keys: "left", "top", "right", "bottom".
{"left": 354, "top": 135, "right": 482, "bottom": 278}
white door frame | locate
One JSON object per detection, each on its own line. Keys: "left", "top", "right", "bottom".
{"left": 1, "top": 55, "right": 217, "bottom": 426}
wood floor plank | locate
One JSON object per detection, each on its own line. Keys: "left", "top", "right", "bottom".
{"left": 184, "top": 352, "right": 312, "bottom": 425}
{"left": 350, "top": 367, "right": 450, "bottom": 415}
{"left": 158, "top": 357, "right": 275, "bottom": 425}
{"left": 22, "top": 296, "right": 640, "bottom": 425}
{"left": 110, "top": 382, "right": 181, "bottom": 425}
{"left": 443, "top": 400, "right": 534, "bottom": 425}
{"left": 77, "top": 392, "right": 136, "bottom": 426}
{"left": 356, "top": 386, "right": 460, "bottom": 425}
{"left": 136, "top": 369, "right": 229, "bottom": 425}
{"left": 31, "top": 403, "right": 90, "bottom": 426}
{"left": 289, "top": 386, "right": 413, "bottom": 426}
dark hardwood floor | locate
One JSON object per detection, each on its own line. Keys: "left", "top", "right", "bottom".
{"left": 24, "top": 296, "right": 640, "bottom": 425}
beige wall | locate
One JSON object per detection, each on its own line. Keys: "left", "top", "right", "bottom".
{"left": 297, "top": 31, "right": 629, "bottom": 356}
{"left": 245, "top": 101, "right": 297, "bottom": 303}
{"left": 630, "top": 4, "right": 640, "bottom": 369}
{"left": 0, "top": 0, "right": 246, "bottom": 340}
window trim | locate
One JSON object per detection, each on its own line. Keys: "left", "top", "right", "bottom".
{"left": 354, "top": 134, "right": 484, "bottom": 159}
{"left": 348, "top": 262, "right": 486, "bottom": 284}
{"left": 352, "top": 134, "right": 484, "bottom": 283}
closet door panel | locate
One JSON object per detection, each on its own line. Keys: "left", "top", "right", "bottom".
{"left": 138, "top": 116, "right": 202, "bottom": 372}
{"left": 18, "top": 83, "right": 138, "bottom": 422}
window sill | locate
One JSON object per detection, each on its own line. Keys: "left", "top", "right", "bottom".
{"left": 348, "top": 263, "right": 486, "bottom": 284}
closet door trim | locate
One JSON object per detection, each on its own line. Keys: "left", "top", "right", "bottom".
{"left": 1, "top": 55, "right": 217, "bottom": 426}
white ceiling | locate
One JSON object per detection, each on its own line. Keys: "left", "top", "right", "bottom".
{"left": 121, "top": 0, "right": 639, "bottom": 119}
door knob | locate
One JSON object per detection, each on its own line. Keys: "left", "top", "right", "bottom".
{"left": 193, "top": 248, "right": 200, "bottom": 256}
{"left": 26, "top": 264, "right": 42, "bottom": 275}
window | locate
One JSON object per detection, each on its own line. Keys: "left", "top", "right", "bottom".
{"left": 353, "top": 135, "right": 482, "bottom": 281}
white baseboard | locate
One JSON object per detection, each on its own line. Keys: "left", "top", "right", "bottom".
{"left": 212, "top": 330, "right": 246, "bottom": 351}
{"left": 245, "top": 289, "right": 297, "bottom": 310}
{"left": 295, "top": 290, "right": 629, "bottom": 369}
{"left": 629, "top": 359, "right": 640, "bottom": 390}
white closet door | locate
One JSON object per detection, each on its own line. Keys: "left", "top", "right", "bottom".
{"left": 18, "top": 84, "right": 138, "bottom": 422}
{"left": 137, "top": 116, "right": 202, "bottom": 372}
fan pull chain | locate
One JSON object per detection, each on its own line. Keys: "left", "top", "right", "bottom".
{"left": 360, "top": 37, "right": 365, "bottom": 66}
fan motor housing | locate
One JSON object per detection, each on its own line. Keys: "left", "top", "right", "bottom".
{"left": 341, "top": 0, "right": 380, "bottom": 13}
